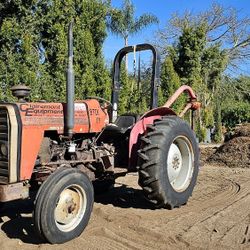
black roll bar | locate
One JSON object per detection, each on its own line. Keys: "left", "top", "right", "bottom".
{"left": 111, "top": 43, "right": 161, "bottom": 122}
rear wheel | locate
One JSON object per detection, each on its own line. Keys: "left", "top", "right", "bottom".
{"left": 33, "top": 168, "right": 94, "bottom": 244}
{"left": 137, "top": 116, "right": 199, "bottom": 208}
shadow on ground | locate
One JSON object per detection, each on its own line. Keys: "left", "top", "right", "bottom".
{"left": 0, "top": 198, "right": 46, "bottom": 244}
{"left": 95, "top": 183, "right": 154, "bottom": 210}
{"left": 0, "top": 182, "right": 153, "bottom": 244}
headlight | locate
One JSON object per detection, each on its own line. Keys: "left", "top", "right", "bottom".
{"left": 0, "top": 144, "right": 8, "bottom": 156}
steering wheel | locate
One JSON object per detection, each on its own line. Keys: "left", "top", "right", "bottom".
{"left": 87, "top": 96, "right": 113, "bottom": 108}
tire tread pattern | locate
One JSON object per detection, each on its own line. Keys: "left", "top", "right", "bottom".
{"left": 137, "top": 115, "right": 199, "bottom": 209}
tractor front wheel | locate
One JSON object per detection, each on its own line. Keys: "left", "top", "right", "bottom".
{"left": 33, "top": 167, "right": 94, "bottom": 244}
{"left": 137, "top": 116, "right": 199, "bottom": 209}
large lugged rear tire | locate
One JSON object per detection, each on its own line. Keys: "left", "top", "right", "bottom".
{"left": 137, "top": 116, "right": 199, "bottom": 209}
{"left": 33, "top": 168, "right": 94, "bottom": 244}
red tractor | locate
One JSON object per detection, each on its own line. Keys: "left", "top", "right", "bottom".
{"left": 0, "top": 23, "right": 200, "bottom": 243}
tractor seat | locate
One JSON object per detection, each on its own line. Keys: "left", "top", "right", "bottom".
{"left": 97, "top": 114, "right": 139, "bottom": 143}
{"left": 106, "top": 114, "right": 139, "bottom": 134}
{"left": 115, "top": 115, "right": 138, "bottom": 129}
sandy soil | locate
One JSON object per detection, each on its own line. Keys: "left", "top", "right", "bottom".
{"left": 0, "top": 162, "right": 250, "bottom": 250}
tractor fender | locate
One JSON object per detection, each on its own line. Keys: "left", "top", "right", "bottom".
{"left": 128, "top": 107, "right": 176, "bottom": 171}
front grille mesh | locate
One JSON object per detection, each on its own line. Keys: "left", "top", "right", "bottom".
{"left": 0, "top": 108, "right": 9, "bottom": 182}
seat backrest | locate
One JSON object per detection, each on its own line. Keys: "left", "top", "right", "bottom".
{"left": 114, "top": 115, "right": 137, "bottom": 129}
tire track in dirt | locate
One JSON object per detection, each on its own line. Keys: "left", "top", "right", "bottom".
{"left": 87, "top": 166, "right": 250, "bottom": 250}
{"left": 241, "top": 216, "right": 250, "bottom": 245}
{"left": 88, "top": 226, "right": 168, "bottom": 250}
{"left": 0, "top": 165, "right": 250, "bottom": 250}
{"left": 88, "top": 208, "right": 172, "bottom": 250}
{"left": 85, "top": 166, "right": 250, "bottom": 250}
{"left": 172, "top": 177, "right": 250, "bottom": 249}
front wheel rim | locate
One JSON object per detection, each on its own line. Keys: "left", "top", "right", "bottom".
{"left": 54, "top": 184, "right": 87, "bottom": 232}
{"left": 167, "top": 136, "right": 194, "bottom": 192}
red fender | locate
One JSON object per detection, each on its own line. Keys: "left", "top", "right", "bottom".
{"left": 128, "top": 107, "right": 176, "bottom": 171}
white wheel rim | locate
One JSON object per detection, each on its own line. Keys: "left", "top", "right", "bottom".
{"left": 167, "top": 136, "right": 194, "bottom": 192}
{"left": 54, "top": 184, "right": 87, "bottom": 232}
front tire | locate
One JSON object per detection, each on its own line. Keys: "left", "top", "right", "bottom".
{"left": 137, "top": 116, "right": 199, "bottom": 209}
{"left": 33, "top": 168, "right": 94, "bottom": 244}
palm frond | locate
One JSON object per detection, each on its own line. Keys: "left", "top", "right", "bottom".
{"left": 106, "top": 0, "right": 158, "bottom": 40}
{"left": 131, "top": 14, "right": 159, "bottom": 34}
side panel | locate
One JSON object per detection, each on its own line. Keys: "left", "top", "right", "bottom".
{"left": 18, "top": 102, "right": 87, "bottom": 181}
{"left": 128, "top": 107, "right": 176, "bottom": 171}
{"left": 83, "top": 100, "right": 109, "bottom": 133}
{"left": 20, "top": 126, "right": 44, "bottom": 180}
{"left": 16, "top": 100, "right": 109, "bottom": 181}
{"left": 18, "top": 102, "right": 88, "bottom": 133}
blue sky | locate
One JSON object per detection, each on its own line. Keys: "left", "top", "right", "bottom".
{"left": 104, "top": 0, "right": 250, "bottom": 75}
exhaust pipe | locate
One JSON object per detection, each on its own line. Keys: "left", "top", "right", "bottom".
{"left": 66, "top": 21, "right": 75, "bottom": 138}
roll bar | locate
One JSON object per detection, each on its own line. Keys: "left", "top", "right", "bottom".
{"left": 111, "top": 43, "right": 161, "bottom": 122}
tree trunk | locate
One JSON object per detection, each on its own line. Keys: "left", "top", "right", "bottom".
{"left": 125, "top": 36, "right": 128, "bottom": 71}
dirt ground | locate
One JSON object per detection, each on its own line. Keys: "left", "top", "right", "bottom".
{"left": 0, "top": 150, "right": 250, "bottom": 250}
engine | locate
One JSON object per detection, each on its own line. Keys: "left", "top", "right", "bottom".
{"left": 34, "top": 137, "right": 115, "bottom": 182}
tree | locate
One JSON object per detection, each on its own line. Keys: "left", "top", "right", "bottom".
{"left": 0, "top": 0, "right": 42, "bottom": 100}
{"left": 38, "top": 0, "right": 111, "bottom": 101}
{"left": 155, "top": 3, "right": 250, "bottom": 141}
{"left": 159, "top": 56, "right": 185, "bottom": 113}
{"left": 106, "top": 0, "right": 158, "bottom": 69}
{"left": 0, "top": 0, "right": 111, "bottom": 102}
{"left": 157, "top": 3, "right": 250, "bottom": 71}
{"left": 221, "top": 76, "right": 250, "bottom": 127}
{"left": 162, "top": 25, "right": 223, "bottom": 141}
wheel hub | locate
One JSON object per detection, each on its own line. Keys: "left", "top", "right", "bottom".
{"left": 54, "top": 185, "right": 86, "bottom": 232}
{"left": 167, "top": 143, "right": 182, "bottom": 183}
{"left": 167, "top": 136, "right": 194, "bottom": 192}
{"left": 172, "top": 155, "right": 181, "bottom": 170}
{"left": 55, "top": 189, "right": 80, "bottom": 225}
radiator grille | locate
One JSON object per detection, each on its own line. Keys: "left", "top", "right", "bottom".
{"left": 0, "top": 108, "right": 9, "bottom": 182}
